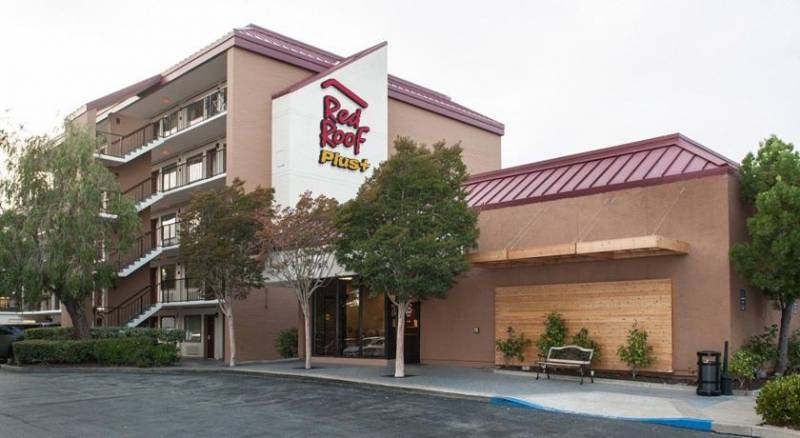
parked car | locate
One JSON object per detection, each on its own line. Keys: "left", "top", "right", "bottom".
{"left": 0, "top": 325, "right": 25, "bottom": 361}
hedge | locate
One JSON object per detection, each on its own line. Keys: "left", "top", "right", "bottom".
{"left": 14, "top": 337, "right": 180, "bottom": 367}
{"left": 25, "top": 327, "right": 185, "bottom": 343}
{"left": 13, "top": 340, "right": 97, "bottom": 365}
{"left": 756, "top": 374, "right": 800, "bottom": 428}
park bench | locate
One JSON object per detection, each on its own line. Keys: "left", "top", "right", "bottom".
{"left": 536, "top": 345, "right": 594, "bottom": 384}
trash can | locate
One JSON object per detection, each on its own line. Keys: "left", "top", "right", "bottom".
{"left": 697, "top": 351, "right": 721, "bottom": 396}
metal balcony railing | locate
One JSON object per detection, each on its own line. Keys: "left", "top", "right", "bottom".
{"left": 117, "top": 148, "right": 225, "bottom": 207}
{"left": 0, "top": 298, "right": 59, "bottom": 313}
{"left": 160, "top": 277, "right": 209, "bottom": 304}
{"left": 96, "top": 87, "right": 226, "bottom": 158}
{"left": 160, "top": 148, "right": 226, "bottom": 193}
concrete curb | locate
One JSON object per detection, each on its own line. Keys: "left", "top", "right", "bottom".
{"left": 3, "top": 364, "right": 797, "bottom": 437}
{"left": 491, "top": 395, "right": 712, "bottom": 431}
{"left": 493, "top": 368, "right": 697, "bottom": 393}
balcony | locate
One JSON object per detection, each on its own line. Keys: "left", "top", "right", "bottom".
{"left": 0, "top": 297, "right": 60, "bottom": 315}
{"left": 120, "top": 147, "right": 226, "bottom": 212}
{"left": 160, "top": 278, "right": 212, "bottom": 305}
{"left": 95, "top": 87, "right": 227, "bottom": 166}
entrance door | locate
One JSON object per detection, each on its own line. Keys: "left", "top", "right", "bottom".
{"left": 403, "top": 302, "right": 421, "bottom": 364}
{"left": 204, "top": 314, "right": 215, "bottom": 359}
{"left": 389, "top": 301, "right": 421, "bottom": 364}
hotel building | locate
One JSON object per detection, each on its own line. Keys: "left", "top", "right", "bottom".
{"left": 51, "top": 24, "right": 784, "bottom": 375}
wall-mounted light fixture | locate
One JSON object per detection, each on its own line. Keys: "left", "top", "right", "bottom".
{"left": 739, "top": 289, "right": 746, "bottom": 311}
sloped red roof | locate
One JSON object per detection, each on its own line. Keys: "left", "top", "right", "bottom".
{"left": 465, "top": 133, "right": 738, "bottom": 210}
{"left": 87, "top": 24, "right": 504, "bottom": 135}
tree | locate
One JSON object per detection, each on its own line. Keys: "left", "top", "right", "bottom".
{"left": 335, "top": 138, "right": 479, "bottom": 377}
{"left": 259, "top": 191, "right": 338, "bottom": 369}
{"left": 0, "top": 124, "right": 139, "bottom": 338}
{"left": 731, "top": 136, "right": 800, "bottom": 375}
{"left": 179, "top": 178, "right": 271, "bottom": 367}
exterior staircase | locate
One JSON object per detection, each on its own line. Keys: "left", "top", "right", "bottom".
{"left": 126, "top": 302, "right": 163, "bottom": 327}
{"left": 103, "top": 284, "right": 157, "bottom": 327}
{"left": 103, "top": 278, "right": 209, "bottom": 327}
{"left": 136, "top": 192, "right": 164, "bottom": 212}
{"left": 118, "top": 246, "right": 164, "bottom": 278}
{"left": 95, "top": 123, "right": 163, "bottom": 166}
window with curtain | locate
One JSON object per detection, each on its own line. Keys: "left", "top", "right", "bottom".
{"left": 184, "top": 315, "right": 201, "bottom": 343}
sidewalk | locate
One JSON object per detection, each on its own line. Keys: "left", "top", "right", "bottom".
{"left": 219, "top": 360, "right": 779, "bottom": 436}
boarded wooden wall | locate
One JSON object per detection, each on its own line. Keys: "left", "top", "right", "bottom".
{"left": 495, "top": 279, "right": 673, "bottom": 372}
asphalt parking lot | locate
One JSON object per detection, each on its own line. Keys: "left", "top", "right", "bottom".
{"left": 0, "top": 370, "right": 726, "bottom": 437}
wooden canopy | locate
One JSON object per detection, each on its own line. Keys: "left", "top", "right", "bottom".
{"left": 468, "top": 235, "right": 689, "bottom": 267}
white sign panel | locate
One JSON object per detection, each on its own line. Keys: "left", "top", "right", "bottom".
{"left": 271, "top": 44, "right": 388, "bottom": 207}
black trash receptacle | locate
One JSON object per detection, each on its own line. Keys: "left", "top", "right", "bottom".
{"left": 697, "top": 351, "right": 722, "bottom": 396}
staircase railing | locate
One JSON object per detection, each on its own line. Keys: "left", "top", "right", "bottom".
{"left": 103, "top": 284, "right": 154, "bottom": 327}
{"left": 97, "top": 123, "right": 158, "bottom": 158}
{"left": 111, "top": 231, "right": 156, "bottom": 271}
{"left": 108, "top": 221, "right": 184, "bottom": 272}
{"left": 122, "top": 175, "right": 157, "bottom": 205}
{"left": 103, "top": 278, "right": 212, "bottom": 327}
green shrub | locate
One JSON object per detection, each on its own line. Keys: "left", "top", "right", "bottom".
{"left": 91, "top": 327, "right": 186, "bottom": 343}
{"left": 536, "top": 312, "right": 567, "bottom": 356}
{"left": 616, "top": 321, "right": 654, "bottom": 379}
{"left": 744, "top": 324, "right": 778, "bottom": 367}
{"left": 24, "top": 327, "right": 75, "bottom": 341}
{"left": 95, "top": 337, "right": 155, "bottom": 367}
{"left": 14, "top": 337, "right": 180, "bottom": 367}
{"left": 756, "top": 374, "right": 800, "bottom": 428}
{"left": 571, "top": 328, "right": 601, "bottom": 364}
{"left": 14, "top": 339, "right": 97, "bottom": 364}
{"left": 730, "top": 349, "right": 759, "bottom": 388}
{"left": 152, "top": 343, "right": 181, "bottom": 367}
{"left": 275, "top": 328, "right": 298, "bottom": 358}
{"left": 788, "top": 330, "right": 800, "bottom": 373}
{"left": 496, "top": 326, "right": 533, "bottom": 364}
{"left": 24, "top": 327, "right": 185, "bottom": 343}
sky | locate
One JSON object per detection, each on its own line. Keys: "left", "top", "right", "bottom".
{"left": 0, "top": 0, "right": 798, "bottom": 171}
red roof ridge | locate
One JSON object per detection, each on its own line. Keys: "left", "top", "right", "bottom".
{"left": 272, "top": 42, "right": 388, "bottom": 100}
{"left": 468, "top": 133, "right": 737, "bottom": 184}
{"left": 464, "top": 133, "right": 739, "bottom": 211}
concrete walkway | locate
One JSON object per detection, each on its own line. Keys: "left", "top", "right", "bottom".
{"left": 204, "top": 360, "right": 785, "bottom": 437}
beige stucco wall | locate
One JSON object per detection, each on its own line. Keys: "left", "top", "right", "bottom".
{"left": 226, "top": 286, "right": 299, "bottom": 363}
{"left": 388, "top": 99, "right": 502, "bottom": 175}
{"left": 421, "top": 173, "right": 767, "bottom": 375}
{"left": 225, "top": 47, "right": 311, "bottom": 191}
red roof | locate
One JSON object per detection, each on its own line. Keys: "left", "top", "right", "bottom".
{"left": 465, "top": 133, "right": 738, "bottom": 210}
{"left": 87, "top": 24, "right": 504, "bottom": 136}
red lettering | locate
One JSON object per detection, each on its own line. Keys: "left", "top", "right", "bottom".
{"left": 323, "top": 95, "right": 340, "bottom": 120}
{"left": 354, "top": 126, "right": 369, "bottom": 155}
{"left": 336, "top": 109, "right": 350, "bottom": 125}
{"left": 319, "top": 119, "right": 337, "bottom": 148}
{"left": 319, "top": 81, "right": 370, "bottom": 156}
